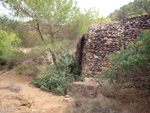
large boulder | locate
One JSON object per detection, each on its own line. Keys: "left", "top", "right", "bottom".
{"left": 67, "top": 77, "right": 101, "bottom": 98}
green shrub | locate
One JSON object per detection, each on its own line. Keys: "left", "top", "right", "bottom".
{"left": 14, "top": 62, "right": 39, "bottom": 76}
{"left": 0, "top": 58, "right": 7, "bottom": 69}
{"left": 14, "top": 65, "right": 27, "bottom": 74}
{"left": 100, "top": 30, "right": 150, "bottom": 90}
{"left": 0, "top": 64, "right": 4, "bottom": 69}
{"left": 0, "top": 58, "right": 7, "bottom": 65}
{"left": 7, "top": 61, "right": 14, "bottom": 69}
{"left": 0, "top": 30, "right": 22, "bottom": 63}
{"left": 32, "top": 50, "right": 83, "bottom": 95}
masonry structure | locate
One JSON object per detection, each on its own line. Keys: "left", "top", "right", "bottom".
{"left": 76, "top": 14, "right": 150, "bottom": 77}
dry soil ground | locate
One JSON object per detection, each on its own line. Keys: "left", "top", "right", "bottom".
{"left": 0, "top": 70, "right": 150, "bottom": 113}
{"left": 0, "top": 70, "right": 73, "bottom": 113}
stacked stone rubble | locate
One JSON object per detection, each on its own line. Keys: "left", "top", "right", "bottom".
{"left": 78, "top": 14, "right": 150, "bottom": 77}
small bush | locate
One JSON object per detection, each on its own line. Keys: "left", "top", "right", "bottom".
{"left": 0, "top": 64, "right": 4, "bottom": 69}
{"left": 0, "top": 58, "right": 7, "bottom": 65}
{"left": 0, "top": 30, "right": 22, "bottom": 66}
{"left": 14, "top": 62, "right": 39, "bottom": 76}
{"left": 0, "top": 58, "right": 7, "bottom": 69}
{"left": 32, "top": 50, "right": 82, "bottom": 95}
{"left": 100, "top": 30, "right": 150, "bottom": 91}
{"left": 7, "top": 61, "right": 14, "bottom": 69}
{"left": 14, "top": 65, "right": 27, "bottom": 74}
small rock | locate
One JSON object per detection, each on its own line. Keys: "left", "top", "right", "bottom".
{"left": 62, "top": 98, "right": 70, "bottom": 103}
{"left": 49, "top": 93, "right": 52, "bottom": 96}
{"left": 65, "top": 95, "right": 69, "bottom": 98}
{"left": 32, "top": 109, "right": 36, "bottom": 112}
{"left": 88, "top": 39, "right": 91, "bottom": 42}
{"left": 94, "top": 55, "right": 99, "bottom": 59}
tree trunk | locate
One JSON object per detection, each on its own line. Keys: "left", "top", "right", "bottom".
{"left": 49, "top": 24, "right": 56, "bottom": 43}
{"left": 35, "top": 15, "right": 57, "bottom": 67}
{"left": 50, "top": 33, "right": 54, "bottom": 43}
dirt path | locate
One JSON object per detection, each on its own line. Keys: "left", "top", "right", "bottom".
{"left": 0, "top": 70, "right": 73, "bottom": 113}
{"left": 1, "top": 70, "right": 149, "bottom": 113}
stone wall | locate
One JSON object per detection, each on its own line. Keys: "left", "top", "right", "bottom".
{"left": 77, "top": 14, "right": 150, "bottom": 77}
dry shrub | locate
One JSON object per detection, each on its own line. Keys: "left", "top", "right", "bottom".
{"left": 66, "top": 95, "right": 128, "bottom": 113}
{"left": 14, "top": 46, "right": 54, "bottom": 76}
{"left": 129, "top": 99, "right": 150, "bottom": 113}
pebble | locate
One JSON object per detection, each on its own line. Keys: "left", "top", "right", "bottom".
{"left": 32, "top": 109, "right": 36, "bottom": 112}
{"left": 62, "top": 98, "right": 70, "bottom": 103}
{"left": 65, "top": 95, "right": 69, "bottom": 98}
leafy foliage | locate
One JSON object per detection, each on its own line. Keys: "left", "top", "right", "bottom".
{"left": 1, "top": 0, "right": 98, "bottom": 43}
{"left": 1, "top": 0, "right": 102, "bottom": 43}
{"left": 32, "top": 50, "right": 83, "bottom": 95}
{"left": 95, "top": 16, "right": 111, "bottom": 23}
{"left": 100, "top": 30, "right": 150, "bottom": 90}
{"left": 0, "top": 30, "right": 22, "bottom": 65}
{"left": 0, "top": 58, "right": 7, "bottom": 69}
{"left": 0, "top": 16, "right": 17, "bottom": 31}
{"left": 109, "top": 0, "right": 150, "bottom": 21}
{"left": 7, "top": 61, "right": 14, "bottom": 69}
